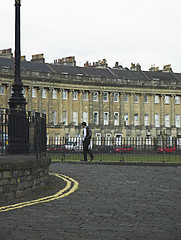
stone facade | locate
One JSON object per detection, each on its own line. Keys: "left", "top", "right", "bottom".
{"left": 0, "top": 156, "right": 51, "bottom": 201}
{"left": 0, "top": 54, "right": 181, "bottom": 145}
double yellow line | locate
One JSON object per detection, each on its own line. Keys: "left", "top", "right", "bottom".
{"left": 0, "top": 173, "right": 79, "bottom": 212}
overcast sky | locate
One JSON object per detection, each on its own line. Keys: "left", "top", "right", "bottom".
{"left": 1, "top": 0, "right": 181, "bottom": 72}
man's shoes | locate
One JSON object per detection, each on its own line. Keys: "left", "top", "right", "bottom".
{"left": 90, "top": 155, "right": 94, "bottom": 161}
{"left": 80, "top": 159, "right": 87, "bottom": 162}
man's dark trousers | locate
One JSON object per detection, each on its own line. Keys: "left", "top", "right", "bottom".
{"left": 83, "top": 139, "right": 93, "bottom": 161}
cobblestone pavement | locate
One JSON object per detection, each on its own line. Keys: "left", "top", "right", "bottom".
{"left": 0, "top": 163, "right": 181, "bottom": 240}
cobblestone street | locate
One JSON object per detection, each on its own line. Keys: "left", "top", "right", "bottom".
{"left": 0, "top": 163, "right": 181, "bottom": 240}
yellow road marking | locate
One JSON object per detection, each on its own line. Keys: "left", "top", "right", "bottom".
{"left": 0, "top": 173, "right": 79, "bottom": 212}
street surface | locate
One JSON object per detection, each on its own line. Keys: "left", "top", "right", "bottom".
{"left": 0, "top": 163, "right": 181, "bottom": 240}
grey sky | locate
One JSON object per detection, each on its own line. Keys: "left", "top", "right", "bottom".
{"left": 1, "top": 0, "right": 181, "bottom": 72}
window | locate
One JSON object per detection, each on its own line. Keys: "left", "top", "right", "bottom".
{"left": 134, "top": 113, "right": 139, "bottom": 126}
{"left": 114, "top": 93, "right": 119, "bottom": 102}
{"left": 175, "top": 114, "right": 180, "bottom": 128}
{"left": 103, "top": 92, "right": 108, "bottom": 102}
{"left": 32, "top": 87, "right": 36, "bottom": 98}
{"left": 54, "top": 134, "right": 60, "bottom": 145}
{"left": 124, "top": 113, "right": 129, "bottom": 126}
{"left": 63, "top": 111, "right": 67, "bottom": 125}
{"left": 144, "top": 95, "right": 149, "bottom": 103}
{"left": 134, "top": 94, "right": 138, "bottom": 103}
{"left": 155, "top": 95, "right": 159, "bottom": 104}
{"left": 144, "top": 114, "right": 149, "bottom": 126}
{"left": 83, "top": 112, "right": 88, "bottom": 124}
{"left": 165, "top": 95, "right": 170, "bottom": 104}
{"left": 63, "top": 90, "right": 67, "bottom": 99}
{"left": 106, "top": 133, "right": 112, "bottom": 145}
{"left": 114, "top": 112, "right": 119, "bottom": 126}
{"left": 175, "top": 96, "right": 180, "bottom": 105}
{"left": 124, "top": 94, "right": 128, "bottom": 102}
{"left": 73, "top": 111, "right": 78, "bottom": 125}
{"left": 0, "top": 86, "right": 4, "bottom": 95}
{"left": 155, "top": 114, "right": 160, "bottom": 127}
{"left": 93, "top": 92, "right": 98, "bottom": 101}
{"left": 53, "top": 89, "right": 57, "bottom": 99}
{"left": 73, "top": 91, "right": 78, "bottom": 100}
{"left": 52, "top": 111, "right": 57, "bottom": 125}
{"left": 165, "top": 114, "right": 170, "bottom": 127}
{"left": 83, "top": 92, "right": 88, "bottom": 101}
{"left": 42, "top": 89, "right": 46, "bottom": 99}
{"left": 96, "top": 133, "right": 101, "bottom": 145}
{"left": 93, "top": 112, "right": 99, "bottom": 125}
{"left": 103, "top": 112, "right": 109, "bottom": 125}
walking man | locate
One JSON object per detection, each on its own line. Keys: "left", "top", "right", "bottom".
{"left": 81, "top": 122, "right": 94, "bottom": 161}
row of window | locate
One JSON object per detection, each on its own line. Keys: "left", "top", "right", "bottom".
{"left": 50, "top": 109, "right": 181, "bottom": 128}
{"left": 1, "top": 85, "right": 180, "bottom": 105}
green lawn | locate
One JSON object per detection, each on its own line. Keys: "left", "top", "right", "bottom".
{"left": 51, "top": 153, "right": 181, "bottom": 164}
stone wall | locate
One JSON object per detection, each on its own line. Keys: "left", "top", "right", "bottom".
{"left": 0, "top": 155, "right": 51, "bottom": 201}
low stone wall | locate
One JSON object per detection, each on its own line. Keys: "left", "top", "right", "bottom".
{"left": 0, "top": 155, "right": 51, "bottom": 201}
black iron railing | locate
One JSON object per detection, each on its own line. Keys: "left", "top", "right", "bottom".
{"left": 0, "top": 110, "right": 46, "bottom": 157}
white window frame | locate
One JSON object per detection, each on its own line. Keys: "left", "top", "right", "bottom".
{"left": 144, "top": 114, "right": 149, "bottom": 126}
{"left": 54, "top": 134, "right": 60, "bottom": 145}
{"left": 32, "top": 87, "right": 36, "bottom": 98}
{"left": 93, "top": 111, "right": 99, "bottom": 125}
{"left": 52, "top": 110, "right": 57, "bottom": 125}
{"left": 63, "top": 90, "right": 67, "bottom": 100}
{"left": 53, "top": 89, "right": 57, "bottom": 99}
{"left": 114, "top": 93, "right": 119, "bottom": 102}
{"left": 83, "top": 91, "right": 88, "bottom": 101}
{"left": 96, "top": 133, "right": 101, "bottom": 146}
{"left": 124, "top": 94, "right": 128, "bottom": 103}
{"left": 134, "top": 94, "right": 138, "bottom": 103}
{"left": 106, "top": 133, "right": 112, "bottom": 146}
{"left": 124, "top": 113, "right": 129, "bottom": 126}
{"left": 155, "top": 114, "right": 160, "bottom": 127}
{"left": 63, "top": 111, "right": 67, "bottom": 125}
{"left": 114, "top": 112, "right": 119, "bottom": 126}
{"left": 165, "top": 95, "right": 170, "bottom": 104}
{"left": 155, "top": 95, "right": 159, "bottom": 104}
{"left": 175, "top": 96, "right": 180, "bottom": 105}
{"left": 165, "top": 114, "right": 170, "bottom": 127}
{"left": 93, "top": 92, "right": 98, "bottom": 101}
{"left": 42, "top": 88, "right": 46, "bottom": 99}
{"left": 73, "top": 91, "right": 78, "bottom": 100}
{"left": 103, "top": 92, "right": 108, "bottom": 102}
{"left": 73, "top": 111, "right": 78, "bottom": 125}
{"left": 175, "top": 114, "right": 180, "bottom": 128}
{"left": 83, "top": 112, "right": 88, "bottom": 124}
{"left": 134, "top": 113, "right": 139, "bottom": 126}
{"left": 144, "top": 95, "right": 149, "bottom": 103}
{"left": 103, "top": 112, "right": 109, "bottom": 125}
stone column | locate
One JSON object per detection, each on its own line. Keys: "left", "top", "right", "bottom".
{"left": 109, "top": 92, "right": 114, "bottom": 126}
{"left": 171, "top": 95, "right": 175, "bottom": 127}
{"left": 68, "top": 90, "right": 73, "bottom": 124}
{"left": 79, "top": 90, "right": 83, "bottom": 124}
{"left": 28, "top": 86, "right": 32, "bottom": 111}
{"left": 120, "top": 93, "right": 124, "bottom": 127}
{"left": 38, "top": 87, "right": 42, "bottom": 113}
{"left": 130, "top": 93, "right": 134, "bottom": 126}
{"left": 140, "top": 94, "right": 144, "bottom": 126}
{"left": 160, "top": 95, "right": 165, "bottom": 127}
{"left": 99, "top": 91, "right": 103, "bottom": 125}
{"left": 48, "top": 88, "right": 53, "bottom": 123}
{"left": 89, "top": 91, "right": 93, "bottom": 125}
{"left": 59, "top": 89, "right": 63, "bottom": 124}
{"left": 150, "top": 94, "right": 155, "bottom": 127}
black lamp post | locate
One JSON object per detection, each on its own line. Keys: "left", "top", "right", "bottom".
{"left": 8, "top": 0, "right": 29, "bottom": 154}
